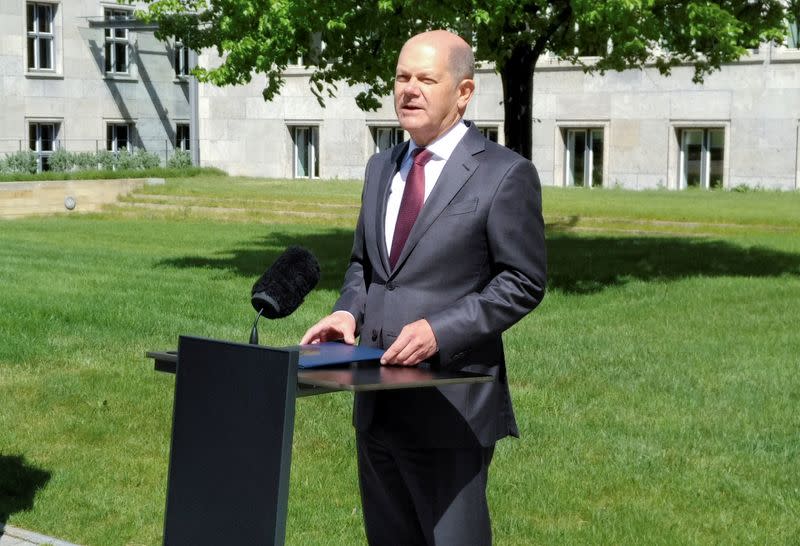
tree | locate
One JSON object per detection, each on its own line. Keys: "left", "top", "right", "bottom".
{"left": 136, "top": 0, "right": 799, "bottom": 160}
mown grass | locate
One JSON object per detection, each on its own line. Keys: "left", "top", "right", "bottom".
{"left": 1, "top": 177, "right": 799, "bottom": 545}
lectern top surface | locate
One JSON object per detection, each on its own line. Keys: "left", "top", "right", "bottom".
{"left": 297, "top": 362, "right": 492, "bottom": 391}
{"left": 146, "top": 350, "right": 493, "bottom": 392}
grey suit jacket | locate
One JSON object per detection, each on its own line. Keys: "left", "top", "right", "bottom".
{"left": 334, "top": 122, "right": 547, "bottom": 447}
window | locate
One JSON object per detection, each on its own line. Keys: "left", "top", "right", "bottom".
{"left": 680, "top": 128, "right": 724, "bottom": 189}
{"left": 292, "top": 126, "right": 319, "bottom": 178}
{"left": 29, "top": 122, "right": 59, "bottom": 172}
{"left": 478, "top": 127, "right": 499, "bottom": 143}
{"left": 372, "top": 127, "right": 404, "bottom": 153}
{"left": 788, "top": 21, "right": 799, "bottom": 49}
{"left": 174, "top": 42, "right": 190, "bottom": 77}
{"left": 104, "top": 8, "right": 130, "bottom": 75}
{"left": 107, "top": 123, "right": 131, "bottom": 152}
{"left": 27, "top": 3, "right": 55, "bottom": 71}
{"left": 176, "top": 123, "right": 190, "bottom": 151}
{"left": 565, "top": 128, "right": 604, "bottom": 187}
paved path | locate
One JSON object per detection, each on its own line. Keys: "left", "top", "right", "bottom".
{"left": 0, "top": 524, "right": 81, "bottom": 546}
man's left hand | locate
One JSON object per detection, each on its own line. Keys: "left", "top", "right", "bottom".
{"left": 380, "top": 319, "right": 438, "bottom": 366}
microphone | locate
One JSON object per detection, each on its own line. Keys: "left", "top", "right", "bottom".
{"left": 249, "top": 246, "right": 321, "bottom": 344}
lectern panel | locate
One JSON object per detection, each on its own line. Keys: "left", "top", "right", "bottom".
{"left": 163, "top": 336, "right": 298, "bottom": 546}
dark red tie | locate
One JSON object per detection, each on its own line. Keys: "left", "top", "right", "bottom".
{"left": 389, "top": 148, "right": 433, "bottom": 269}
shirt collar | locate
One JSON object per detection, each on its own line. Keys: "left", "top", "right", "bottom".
{"left": 407, "top": 120, "right": 468, "bottom": 163}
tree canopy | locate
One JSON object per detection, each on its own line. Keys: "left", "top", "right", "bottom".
{"left": 135, "top": 0, "right": 800, "bottom": 158}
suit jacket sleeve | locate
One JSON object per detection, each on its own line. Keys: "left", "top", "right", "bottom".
{"left": 331, "top": 157, "right": 374, "bottom": 333}
{"left": 425, "top": 157, "right": 547, "bottom": 366}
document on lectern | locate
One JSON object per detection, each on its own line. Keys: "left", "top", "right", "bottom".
{"left": 298, "top": 342, "right": 385, "bottom": 369}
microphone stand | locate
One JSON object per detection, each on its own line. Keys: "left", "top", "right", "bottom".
{"left": 249, "top": 308, "right": 264, "bottom": 345}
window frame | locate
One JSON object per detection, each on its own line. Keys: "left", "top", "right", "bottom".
{"left": 104, "top": 7, "right": 131, "bottom": 76}
{"left": 175, "top": 123, "right": 191, "bottom": 151}
{"left": 564, "top": 127, "right": 605, "bottom": 188}
{"left": 106, "top": 122, "right": 132, "bottom": 153}
{"left": 478, "top": 126, "right": 499, "bottom": 143}
{"left": 292, "top": 126, "right": 319, "bottom": 179}
{"left": 679, "top": 127, "right": 726, "bottom": 190}
{"left": 28, "top": 121, "right": 60, "bottom": 172}
{"left": 26, "top": 2, "right": 56, "bottom": 72}
{"left": 174, "top": 41, "right": 190, "bottom": 78}
{"left": 372, "top": 126, "right": 405, "bottom": 154}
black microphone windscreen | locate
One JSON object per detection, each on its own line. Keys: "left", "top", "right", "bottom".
{"left": 251, "top": 246, "right": 321, "bottom": 319}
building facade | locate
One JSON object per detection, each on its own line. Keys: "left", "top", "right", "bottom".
{"left": 1, "top": 1, "right": 798, "bottom": 191}
{"left": 0, "top": 1, "right": 191, "bottom": 170}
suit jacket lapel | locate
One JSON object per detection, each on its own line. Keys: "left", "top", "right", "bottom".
{"left": 373, "top": 142, "right": 409, "bottom": 277}
{"left": 390, "top": 126, "right": 484, "bottom": 274}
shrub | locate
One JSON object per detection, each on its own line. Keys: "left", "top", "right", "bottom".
{"left": 95, "top": 150, "right": 115, "bottom": 171}
{"left": 74, "top": 151, "right": 98, "bottom": 171}
{"left": 4, "top": 150, "right": 38, "bottom": 174}
{"left": 167, "top": 149, "right": 192, "bottom": 169}
{"left": 48, "top": 149, "right": 75, "bottom": 172}
{"left": 134, "top": 149, "right": 162, "bottom": 169}
{"left": 115, "top": 149, "right": 136, "bottom": 170}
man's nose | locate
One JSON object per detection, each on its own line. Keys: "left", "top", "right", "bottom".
{"left": 403, "top": 80, "right": 421, "bottom": 96}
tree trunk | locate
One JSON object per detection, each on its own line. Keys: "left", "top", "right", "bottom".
{"left": 500, "top": 44, "right": 538, "bottom": 160}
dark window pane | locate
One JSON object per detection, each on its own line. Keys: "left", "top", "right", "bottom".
{"left": 27, "top": 4, "right": 35, "bottom": 33}
{"left": 107, "top": 125, "right": 114, "bottom": 150}
{"left": 591, "top": 129, "right": 604, "bottom": 187}
{"left": 29, "top": 124, "right": 37, "bottom": 150}
{"left": 115, "top": 43, "right": 127, "bottom": 72}
{"left": 41, "top": 155, "right": 51, "bottom": 171}
{"left": 40, "top": 125, "right": 54, "bottom": 151}
{"left": 28, "top": 38, "right": 36, "bottom": 69}
{"left": 39, "top": 38, "right": 52, "bottom": 69}
{"left": 571, "top": 131, "right": 586, "bottom": 187}
{"left": 118, "top": 126, "right": 129, "bottom": 150}
{"left": 176, "top": 124, "right": 190, "bottom": 150}
{"left": 295, "top": 128, "right": 309, "bottom": 177}
{"left": 684, "top": 130, "right": 703, "bottom": 187}
{"left": 105, "top": 43, "right": 112, "bottom": 72}
{"left": 313, "top": 128, "right": 319, "bottom": 177}
{"left": 709, "top": 129, "right": 724, "bottom": 189}
{"left": 115, "top": 27, "right": 126, "bottom": 39}
{"left": 38, "top": 5, "right": 51, "bottom": 33}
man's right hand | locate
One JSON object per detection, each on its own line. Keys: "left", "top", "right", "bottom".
{"left": 300, "top": 311, "right": 357, "bottom": 345}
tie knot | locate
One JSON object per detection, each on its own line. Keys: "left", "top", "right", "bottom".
{"left": 412, "top": 148, "right": 433, "bottom": 167}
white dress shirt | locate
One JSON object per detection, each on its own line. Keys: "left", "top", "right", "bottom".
{"left": 384, "top": 120, "right": 469, "bottom": 253}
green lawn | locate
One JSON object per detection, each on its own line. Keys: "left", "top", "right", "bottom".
{"left": 1, "top": 178, "right": 799, "bottom": 545}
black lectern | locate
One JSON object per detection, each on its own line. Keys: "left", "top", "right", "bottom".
{"left": 162, "top": 336, "right": 297, "bottom": 545}
{"left": 149, "top": 336, "right": 492, "bottom": 546}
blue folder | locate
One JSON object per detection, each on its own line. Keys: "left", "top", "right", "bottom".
{"left": 298, "top": 342, "right": 385, "bottom": 369}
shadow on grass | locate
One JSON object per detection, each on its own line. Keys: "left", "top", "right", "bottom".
{"left": 155, "top": 229, "right": 355, "bottom": 291}
{"left": 156, "top": 229, "right": 800, "bottom": 295}
{"left": 0, "top": 454, "right": 51, "bottom": 525}
{"left": 547, "top": 232, "right": 800, "bottom": 294}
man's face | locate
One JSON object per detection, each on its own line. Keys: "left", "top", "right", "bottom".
{"left": 394, "top": 40, "right": 465, "bottom": 146}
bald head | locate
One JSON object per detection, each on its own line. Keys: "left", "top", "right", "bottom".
{"left": 402, "top": 30, "right": 475, "bottom": 83}
{"left": 394, "top": 30, "right": 476, "bottom": 146}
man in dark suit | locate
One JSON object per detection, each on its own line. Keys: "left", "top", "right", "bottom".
{"left": 301, "top": 29, "right": 546, "bottom": 545}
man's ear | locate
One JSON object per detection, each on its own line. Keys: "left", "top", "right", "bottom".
{"left": 457, "top": 78, "right": 475, "bottom": 110}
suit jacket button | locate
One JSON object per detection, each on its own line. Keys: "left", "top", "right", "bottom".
{"left": 386, "top": 282, "right": 396, "bottom": 291}
{"left": 371, "top": 330, "right": 378, "bottom": 341}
